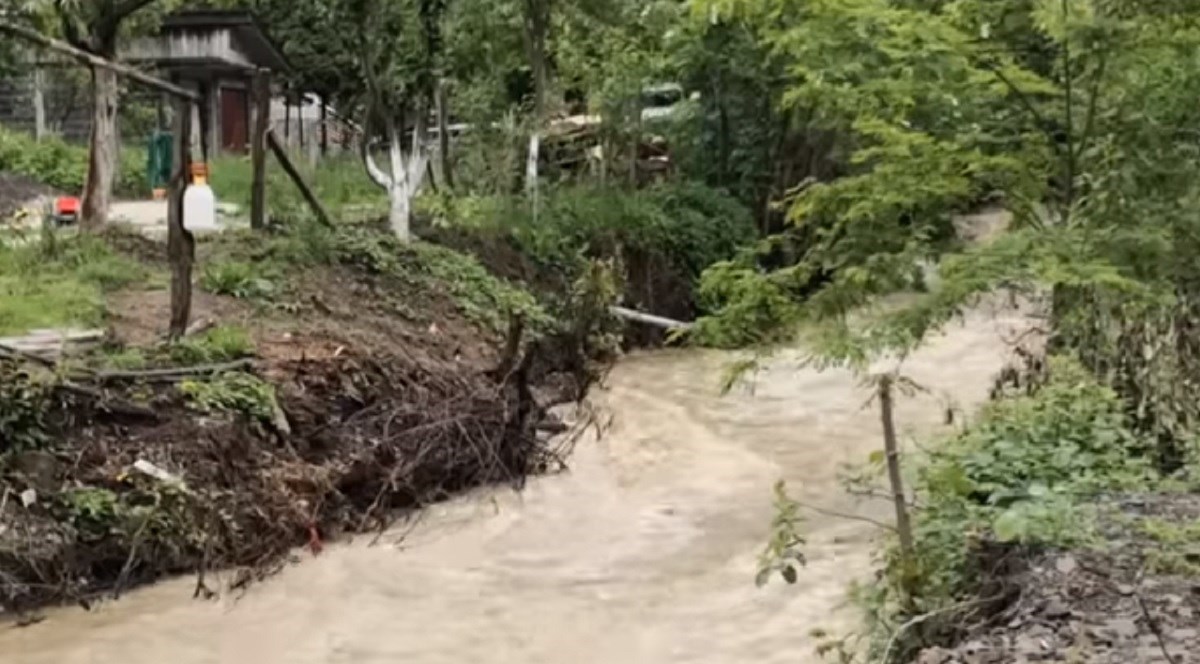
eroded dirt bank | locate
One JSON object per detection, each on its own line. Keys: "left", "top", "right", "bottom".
{"left": 1, "top": 304, "right": 1027, "bottom": 664}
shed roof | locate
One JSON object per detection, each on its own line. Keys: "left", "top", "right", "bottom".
{"left": 126, "top": 10, "right": 289, "bottom": 75}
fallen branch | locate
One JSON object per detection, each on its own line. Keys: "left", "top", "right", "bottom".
{"left": 610, "top": 306, "right": 692, "bottom": 331}
{"left": 94, "top": 359, "right": 254, "bottom": 383}
{"left": 0, "top": 343, "right": 57, "bottom": 368}
{"left": 0, "top": 21, "right": 200, "bottom": 102}
{"left": 57, "top": 382, "right": 159, "bottom": 420}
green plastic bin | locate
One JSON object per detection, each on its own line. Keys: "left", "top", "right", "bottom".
{"left": 147, "top": 131, "right": 173, "bottom": 191}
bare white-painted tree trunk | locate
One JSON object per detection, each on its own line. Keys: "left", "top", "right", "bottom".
{"left": 33, "top": 67, "right": 47, "bottom": 141}
{"left": 364, "top": 115, "right": 429, "bottom": 241}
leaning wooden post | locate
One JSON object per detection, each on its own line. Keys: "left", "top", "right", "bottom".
{"left": 878, "top": 374, "right": 914, "bottom": 558}
{"left": 266, "top": 129, "right": 333, "bottom": 227}
{"left": 168, "top": 95, "right": 195, "bottom": 338}
{"left": 250, "top": 69, "right": 271, "bottom": 230}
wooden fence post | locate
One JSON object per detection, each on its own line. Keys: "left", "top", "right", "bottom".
{"left": 250, "top": 69, "right": 271, "bottom": 230}
{"left": 168, "top": 95, "right": 195, "bottom": 338}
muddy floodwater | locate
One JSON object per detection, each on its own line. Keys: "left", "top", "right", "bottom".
{"left": 2, "top": 305, "right": 1026, "bottom": 664}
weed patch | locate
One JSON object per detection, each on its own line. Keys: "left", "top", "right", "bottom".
{"left": 201, "top": 260, "right": 278, "bottom": 300}
{"left": 179, "top": 371, "right": 278, "bottom": 422}
{"left": 333, "top": 226, "right": 550, "bottom": 335}
{"left": 167, "top": 326, "right": 254, "bottom": 365}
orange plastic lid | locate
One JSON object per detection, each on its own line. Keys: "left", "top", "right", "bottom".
{"left": 190, "top": 162, "right": 209, "bottom": 177}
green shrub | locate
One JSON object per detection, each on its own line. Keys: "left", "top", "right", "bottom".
{"left": 862, "top": 357, "right": 1154, "bottom": 661}
{"left": 0, "top": 126, "right": 145, "bottom": 196}
{"left": 421, "top": 182, "right": 756, "bottom": 302}
{"left": 179, "top": 371, "right": 277, "bottom": 422}
{"left": 201, "top": 260, "right": 277, "bottom": 300}
{"left": 0, "top": 359, "right": 52, "bottom": 454}
{"left": 168, "top": 326, "right": 254, "bottom": 365}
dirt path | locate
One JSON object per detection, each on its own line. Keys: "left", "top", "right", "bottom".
{"left": 1, "top": 304, "right": 1027, "bottom": 664}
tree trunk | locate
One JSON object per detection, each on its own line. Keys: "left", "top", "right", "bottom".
{"left": 33, "top": 67, "right": 46, "bottom": 140}
{"left": 168, "top": 96, "right": 195, "bottom": 338}
{"left": 81, "top": 65, "right": 120, "bottom": 229}
{"left": 320, "top": 98, "right": 328, "bottom": 156}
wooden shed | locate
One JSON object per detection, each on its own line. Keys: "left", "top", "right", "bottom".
{"left": 126, "top": 10, "right": 289, "bottom": 155}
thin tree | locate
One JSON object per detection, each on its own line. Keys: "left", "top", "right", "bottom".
{"left": 53, "top": 0, "right": 161, "bottom": 229}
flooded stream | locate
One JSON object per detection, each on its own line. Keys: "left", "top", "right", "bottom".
{"left": 2, "top": 305, "right": 1026, "bottom": 664}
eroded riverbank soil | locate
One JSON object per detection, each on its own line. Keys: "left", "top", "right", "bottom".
{"left": 0, "top": 236, "right": 592, "bottom": 614}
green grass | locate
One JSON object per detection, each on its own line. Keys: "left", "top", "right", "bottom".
{"left": 0, "top": 232, "right": 150, "bottom": 336}
{"left": 208, "top": 153, "right": 387, "bottom": 222}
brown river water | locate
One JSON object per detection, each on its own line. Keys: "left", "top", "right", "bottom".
{"left": 2, "top": 304, "right": 1026, "bottom": 664}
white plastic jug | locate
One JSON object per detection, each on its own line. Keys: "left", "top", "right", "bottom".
{"left": 183, "top": 162, "right": 218, "bottom": 232}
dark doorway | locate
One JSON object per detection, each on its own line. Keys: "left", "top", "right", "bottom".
{"left": 220, "top": 87, "right": 249, "bottom": 153}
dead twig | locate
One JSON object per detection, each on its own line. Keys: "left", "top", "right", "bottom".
{"left": 877, "top": 594, "right": 1005, "bottom": 664}
{"left": 796, "top": 500, "right": 899, "bottom": 533}
{"left": 1135, "top": 586, "right": 1179, "bottom": 664}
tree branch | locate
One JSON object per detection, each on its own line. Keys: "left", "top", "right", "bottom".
{"left": 796, "top": 501, "right": 898, "bottom": 533}
{"left": 0, "top": 21, "right": 199, "bottom": 101}
{"left": 982, "top": 60, "right": 1061, "bottom": 156}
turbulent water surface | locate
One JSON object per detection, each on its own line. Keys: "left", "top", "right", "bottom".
{"left": 2, "top": 305, "right": 1026, "bottom": 664}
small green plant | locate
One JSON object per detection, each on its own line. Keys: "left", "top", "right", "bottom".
{"left": 0, "top": 359, "right": 52, "bottom": 454}
{"left": 201, "top": 260, "right": 277, "bottom": 300}
{"left": 57, "top": 483, "right": 199, "bottom": 547}
{"left": 168, "top": 326, "right": 254, "bottom": 365}
{"left": 756, "top": 480, "right": 807, "bottom": 587}
{"left": 179, "top": 371, "right": 278, "bottom": 422}
{"left": 95, "top": 346, "right": 148, "bottom": 371}
{"left": 58, "top": 487, "right": 122, "bottom": 538}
